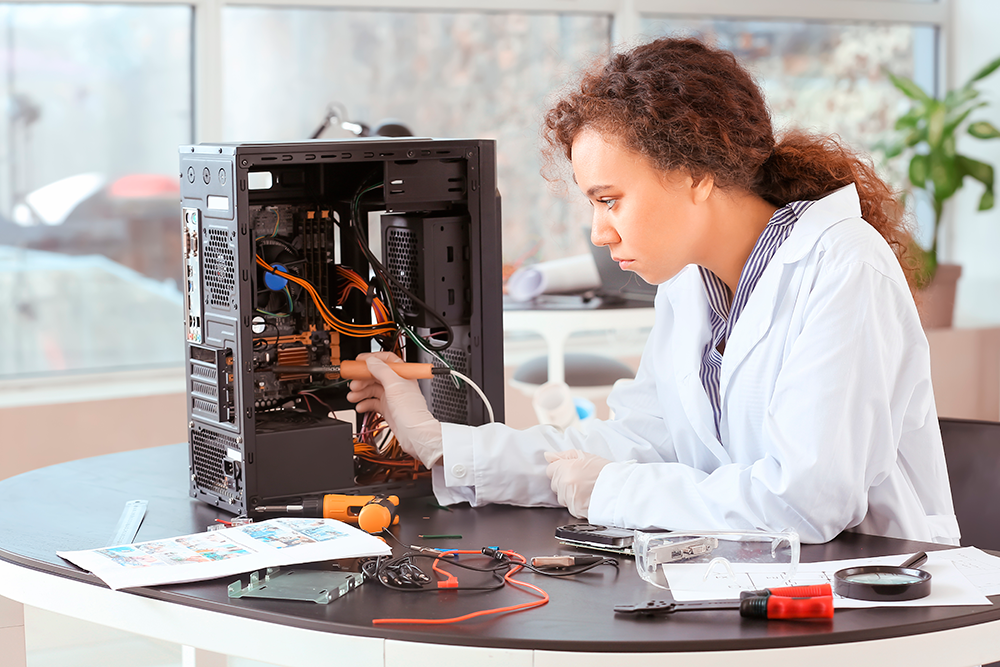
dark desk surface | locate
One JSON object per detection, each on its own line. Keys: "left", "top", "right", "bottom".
{"left": 1, "top": 443, "right": 998, "bottom": 653}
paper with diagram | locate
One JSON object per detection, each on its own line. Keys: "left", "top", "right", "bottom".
{"left": 58, "top": 517, "right": 390, "bottom": 590}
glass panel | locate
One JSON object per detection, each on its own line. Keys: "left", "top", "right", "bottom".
{"left": 0, "top": 4, "right": 192, "bottom": 377}
{"left": 222, "top": 8, "right": 611, "bottom": 269}
{"left": 639, "top": 17, "right": 937, "bottom": 243}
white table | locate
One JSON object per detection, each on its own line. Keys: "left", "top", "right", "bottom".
{"left": 502, "top": 301, "right": 655, "bottom": 385}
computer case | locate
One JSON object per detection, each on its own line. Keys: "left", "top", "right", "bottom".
{"left": 179, "top": 138, "right": 504, "bottom": 516}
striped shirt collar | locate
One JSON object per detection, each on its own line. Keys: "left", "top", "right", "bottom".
{"left": 698, "top": 199, "right": 816, "bottom": 437}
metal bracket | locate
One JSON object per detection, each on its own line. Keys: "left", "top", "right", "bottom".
{"left": 228, "top": 568, "right": 363, "bottom": 604}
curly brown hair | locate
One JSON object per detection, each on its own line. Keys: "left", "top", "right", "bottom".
{"left": 543, "top": 37, "right": 918, "bottom": 287}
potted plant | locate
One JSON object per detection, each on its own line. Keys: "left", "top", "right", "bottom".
{"left": 882, "top": 55, "right": 1000, "bottom": 327}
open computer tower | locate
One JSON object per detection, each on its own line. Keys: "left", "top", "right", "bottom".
{"left": 179, "top": 138, "right": 504, "bottom": 516}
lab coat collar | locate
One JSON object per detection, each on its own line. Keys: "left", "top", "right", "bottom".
{"left": 719, "top": 183, "right": 863, "bottom": 411}
{"left": 661, "top": 182, "right": 865, "bottom": 455}
{"left": 777, "top": 183, "right": 863, "bottom": 264}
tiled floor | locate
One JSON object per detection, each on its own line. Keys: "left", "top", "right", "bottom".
{"left": 24, "top": 606, "right": 277, "bottom": 667}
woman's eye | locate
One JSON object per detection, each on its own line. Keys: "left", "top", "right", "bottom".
{"left": 600, "top": 198, "right": 617, "bottom": 209}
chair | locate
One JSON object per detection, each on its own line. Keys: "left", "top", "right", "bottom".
{"left": 939, "top": 417, "right": 1000, "bottom": 552}
{"left": 508, "top": 352, "right": 636, "bottom": 403}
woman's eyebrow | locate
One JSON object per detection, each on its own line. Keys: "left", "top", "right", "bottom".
{"left": 586, "top": 184, "right": 614, "bottom": 197}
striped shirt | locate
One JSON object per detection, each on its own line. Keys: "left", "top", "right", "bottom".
{"left": 698, "top": 200, "right": 816, "bottom": 437}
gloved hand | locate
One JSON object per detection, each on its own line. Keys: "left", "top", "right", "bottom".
{"left": 543, "top": 449, "right": 612, "bottom": 519}
{"left": 346, "top": 352, "right": 443, "bottom": 468}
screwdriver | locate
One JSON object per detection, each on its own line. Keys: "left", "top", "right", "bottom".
{"left": 270, "top": 360, "right": 451, "bottom": 380}
{"left": 254, "top": 494, "right": 400, "bottom": 534}
{"left": 615, "top": 586, "right": 834, "bottom": 620}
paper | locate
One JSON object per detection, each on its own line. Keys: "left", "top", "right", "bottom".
{"left": 665, "top": 548, "right": 997, "bottom": 608}
{"left": 506, "top": 254, "right": 601, "bottom": 301}
{"left": 58, "top": 517, "right": 391, "bottom": 590}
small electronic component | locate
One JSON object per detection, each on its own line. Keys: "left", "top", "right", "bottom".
{"left": 646, "top": 536, "right": 719, "bottom": 566}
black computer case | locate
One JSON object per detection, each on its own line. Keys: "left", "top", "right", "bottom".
{"left": 179, "top": 138, "right": 504, "bottom": 515}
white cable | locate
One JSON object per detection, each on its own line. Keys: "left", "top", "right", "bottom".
{"left": 449, "top": 369, "right": 495, "bottom": 423}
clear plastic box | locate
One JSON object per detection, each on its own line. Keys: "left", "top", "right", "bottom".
{"left": 633, "top": 529, "right": 800, "bottom": 593}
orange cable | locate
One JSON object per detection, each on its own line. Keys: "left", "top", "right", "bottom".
{"left": 372, "top": 550, "right": 549, "bottom": 625}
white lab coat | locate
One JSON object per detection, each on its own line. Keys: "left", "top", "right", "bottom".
{"left": 435, "top": 183, "right": 960, "bottom": 545}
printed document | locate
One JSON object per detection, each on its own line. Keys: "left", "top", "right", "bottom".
{"left": 58, "top": 517, "right": 391, "bottom": 590}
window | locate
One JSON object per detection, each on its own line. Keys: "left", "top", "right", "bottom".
{"left": 0, "top": 3, "right": 192, "bottom": 377}
{"left": 222, "top": 7, "right": 611, "bottom": 268}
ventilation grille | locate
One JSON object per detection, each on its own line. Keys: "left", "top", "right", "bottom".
{"left": 191, "top": 365, "right": 217, "bottom": 381}
{"left": 192, "top": 380, "right": 218, "bottom": 397}
{"left": 205, "top": 228, "right": 236, "bottom": 309}
{"left": 430, "top": 347, "right": 470, "bottom": 424}
{"left": 384, "top": 227, "right": 419, "bottom": 314}
{"left": 193, "top": 397, "right": 218, "bottom": 416}
{"left": 191, "top": 428, "right": 237, "bottom": 497}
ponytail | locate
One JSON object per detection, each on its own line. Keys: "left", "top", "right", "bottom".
{"left": 755, "top": 130, "right": 918, "bottom": 289}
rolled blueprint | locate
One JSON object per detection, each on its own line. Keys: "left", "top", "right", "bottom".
{"left": 506, "top": 253, "right": 601, "bottom": 302}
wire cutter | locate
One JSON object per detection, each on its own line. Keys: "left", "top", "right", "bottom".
{"left": 615, "top": 584, "right": 834, "bottom": 620}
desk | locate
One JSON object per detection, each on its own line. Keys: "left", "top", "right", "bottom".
{"left": 2, "top": 444, "right": 1000, "bottom": 667}
{"left": 503, "top": 295, "right": 655, "bottom": 385}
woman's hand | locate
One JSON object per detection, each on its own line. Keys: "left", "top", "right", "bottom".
{"left": 346, "top": 352, "right": 443, "bottom": 468}
{"left": 544, "top": 449, "right": 612, "bottom": 518}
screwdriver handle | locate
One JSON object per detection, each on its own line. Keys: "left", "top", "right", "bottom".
{"left": 740, "top": 595, "right": 834, "bottom": 620}
{"left": 321, "top": 493, "right": 400, "bottom": 533}
{"left": 740, "top": 583, "right": 832, "bottom": 599}
{"left": 339, "top": 360, "right": 434, "bottom": 380}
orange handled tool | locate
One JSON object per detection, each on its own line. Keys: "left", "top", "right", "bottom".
{"left": 254, "top": 494, "right": 400, "bottom": 533}
{"left": 338, "top": 360, "right": 436, "bottom": 380}
{"left": 270, "top": 361, "right": 447, "bottom": 380}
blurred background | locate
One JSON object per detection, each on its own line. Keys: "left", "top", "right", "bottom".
{"left": 3, "top": 2, "right": 1000, "bottom": 665}
{"left": 5, "top": 0, "right": 996, "bottom": 382}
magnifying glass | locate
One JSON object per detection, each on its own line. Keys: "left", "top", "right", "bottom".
{"left": 834, "top": 552, "right": 931, "bottom": 601}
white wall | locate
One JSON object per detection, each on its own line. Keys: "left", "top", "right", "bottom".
{"left": 951, "top": 0, "right": 1000, "bottom": 327}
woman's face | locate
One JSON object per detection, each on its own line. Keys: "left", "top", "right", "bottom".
{"left": 571, "top": 128, "right": 712, "bottom": 285}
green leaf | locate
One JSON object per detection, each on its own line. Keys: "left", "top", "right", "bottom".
{"left": 885, "top": 68, "right": 932, "bottom": 103}
{"left": 957, "top": 154, "right": 994, "bottom": 188}
{"left": 945, "top": 86, "right": 980, "bottom": 109}
{"left": 894, "top": 108, "right": 922, "bottom": 130}
{"left": 903, "top": 126, "right": 926, "bottom": 148}
{"left": 967, "top": 54, "right": 1000, "bottom": 84}
{"left": 927, "top": 102, "right": 947, "bottom": 147}
{"left": 943, "top": 103, "right": 985, "bottom": 137}
{"left": 929, "top": 150, "right": 959, "bottom": 200}
{"left": 909, "top": 153, "right": 930, "bottom": 189}
{"left": 883, "top": 138, "right": 906, "bottom": 159}
{"left": 979, "top": 187, "right": 995, "bottom": 211}
{"left": 969, "top": 120, "right": 1000, "bottom": 139}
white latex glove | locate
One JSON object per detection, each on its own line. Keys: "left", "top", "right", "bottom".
{"left": 543, "top": 449, "right": 612, "bottom": 519}
{"left": 346, "top": 352, "right": 443, "bottom": 468}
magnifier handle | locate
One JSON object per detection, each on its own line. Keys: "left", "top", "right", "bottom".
{"left": 741, "top": 595, "right": 835, "bottom": 620}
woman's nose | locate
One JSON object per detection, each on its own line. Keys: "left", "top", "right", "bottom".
{"left": 591, "top": 211, "right": 619, "bottom": 247}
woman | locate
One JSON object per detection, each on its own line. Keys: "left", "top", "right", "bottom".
{"left": 348, "top": 37, "right": 959, "bottom": 545}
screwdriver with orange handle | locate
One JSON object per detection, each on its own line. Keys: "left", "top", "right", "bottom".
{"left": 254, "top": 494, "right": 400, "bottom": 534}
{"left": 270, "top": 361, "right": 450, "bottom": 380}
{"left": 615, "top": 584, "right": 834, "bottom": 620}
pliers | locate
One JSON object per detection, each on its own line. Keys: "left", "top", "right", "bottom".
{"left": 615, "top": 584, "right": 834, "bottom": 620}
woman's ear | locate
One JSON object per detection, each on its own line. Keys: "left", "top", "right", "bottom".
{"left": 691, "top": 173, "right": 715, "bottom": 205}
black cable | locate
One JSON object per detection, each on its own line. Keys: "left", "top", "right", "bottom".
{"left": 348, "top": 180, "right": 456, "bottom": 352}
{"left": 522, "top": 558, "right": 620, "bottom": 578}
